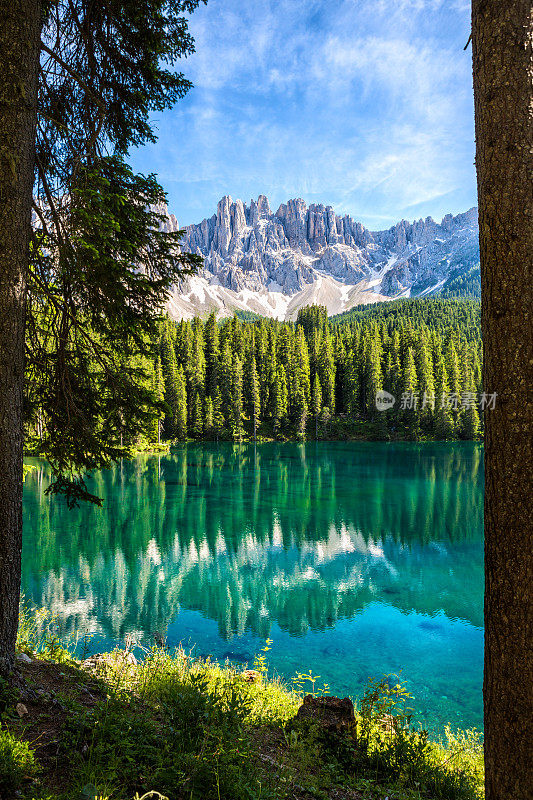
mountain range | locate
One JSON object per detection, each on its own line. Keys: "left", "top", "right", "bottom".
{"left": 160, "top": 195, "right": 480, "bottom": 320}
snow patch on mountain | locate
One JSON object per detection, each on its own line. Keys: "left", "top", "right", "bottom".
{"left": 160, "top": 195, "right": 479, "bottom": 320}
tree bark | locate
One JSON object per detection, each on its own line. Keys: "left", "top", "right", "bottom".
{"left": 472, "top": 2, "right": 533, "bottom": 798}
{"left": 0, "top": 0, "right": 41, "bottom": 675}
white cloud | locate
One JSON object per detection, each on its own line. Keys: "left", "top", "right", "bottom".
{"left": 136, "top": 0, "right": 476, "bottom": 228}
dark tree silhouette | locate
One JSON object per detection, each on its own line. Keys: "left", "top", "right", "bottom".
{"left": 0, "top": 0, "right": 204, "bottom": 675}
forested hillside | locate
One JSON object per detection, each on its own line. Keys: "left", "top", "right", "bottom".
{"left": 25, "top": 298, "right": 482, "bottom": 447}
{"left": 152, "top": 298, "right": 482, "bottom": 442}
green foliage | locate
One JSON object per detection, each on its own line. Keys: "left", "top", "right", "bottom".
{"left": 25, "top": 0, "right": 206, "bottom": 504}
{"left": 296, "top": 304, "right": 328, "bottom": 336}
{"left": 330, "top": 297, "right": 481, "bottom": 338}
{"left": 441, "top": 265, "right": 481, "bottom": 299}
{"left": 0, "top": 728, "right": 38, "bottom": 795}
{"left": 26, "top": 299, "right": 483, "bottom": 466}
{"left": 8, "top": 603, "right": 484, "bottom": 800}
{"left": 108, "top": 299, "right": 481, "bottom": 443}
{"left": 286, "top": 674, "right": 483, "bottom": 800}
{"left": 16, "top": 600, "right": 74, "bottom": 663}
{"left": 55, "top": 646, "right": 296, "bottom": 800}
{"left": 346, "top": 677, "right": 484, "bottom": 800}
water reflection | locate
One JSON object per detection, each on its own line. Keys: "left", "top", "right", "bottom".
{"left": 23, "top": 442, "right": 483, "bottom": 645}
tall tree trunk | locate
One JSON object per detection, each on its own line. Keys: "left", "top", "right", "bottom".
{"left": 472, "top": 2, "right": 533, "bottom": 797}
{"left": 0, "top": 0, "right": 41, "bottom": 675}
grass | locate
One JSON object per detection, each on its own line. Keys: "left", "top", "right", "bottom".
{"left": 0, "top": 604, "right": 484, "bottom": 800}
{"left": 0, "top": 727, "right": 38, "bottom": 795}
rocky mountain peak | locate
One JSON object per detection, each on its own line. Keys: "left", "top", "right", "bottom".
{"left": 161, "top": 194, "right": 479, "bottom": 321}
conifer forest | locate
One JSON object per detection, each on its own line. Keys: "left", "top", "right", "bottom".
{"left": 92, "top": 298, "right": 483, "bottom": 446}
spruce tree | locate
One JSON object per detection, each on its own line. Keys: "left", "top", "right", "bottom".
{"left": 249, "top": 357, "right": 261, "bottom": 441}
{"left": 192, "top": 391, "right": 203, "bottom": 438}
{"left": 364, "top": 331, "right": 383, "bottom": 418}
{"left": 433, "top": 353, "right": 454, "bottom": 439}
{"left": 160, "top": 326, "right": 179, "bottom": 438}
{"left": 151, "top": 355, "right": 165, "bottom": 443}
{"left": 445, "top": 337, "right": 461, "bottom": 397}
{"left": 175, "top": 365, "right": 188, "bottom": 441}
{"left": 190, "top": 319, "right": 206, "bottom": 414}
{"left": 417, "top": 333, "right": 435, "bottom": 430}
{"left": 274, "top": 365, "right": 288, "bottom": 435}
{"left": 389, "top": 330, "right": 402, "bottom": 401}
{"left": 295, "top": 327, "right": 311, "bottom": 406}
{"left": 212, "top": 389, "right": 225, "bottom": 441}
{"left": 204, "top": 312, "right": 219, "bottom": 398}
{"left": 219, "top": 339, "right": 233, "bottom": 422}
{"left": 345, "top": 350, "right": 360, "bottom": 414}
{"left": 293, "top": 380, "right": 308, "bottom": 440}
{"left": 204, "top": 396, "right": 214, "bottom": 438}
{"left": 401, "top": 347, "right": 419, "bottom": 428}
{"left": 318, "top": 331, "right": 336, "bottom": 412}
{"left": 312, "top": 373, "right": 323, "bottom": 440}
{"left": 230, "top": 354, "right": 244, "bottom": 441}
{"left": 458, "top": 365, "right": 481, "bottom": 440}
{"left": 0, "top": 0, "right": 208, "bottom": 671}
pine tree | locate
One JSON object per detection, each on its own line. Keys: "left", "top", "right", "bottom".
{"left": 296, "top": 304, "right": 327, "bottom": 336}
{"left": 445, "top": 337, "right": 461, "bottom": 397}
{"left": 248, "top": 357, "right": 261, "bottom": 441}
{"left": 364, "top": 331, "right": 383, "bottom": 418}
{"left": 389, "top": 330, "right": 402, "bottom": 402}
{"left": 312, "top": 373, "right": 322, "bottom": 439}
{"left": 274, "top": 365, "right": 288, "bottom": 435}
{"left": 292, "top": 328, "right": 310, "bottom": 437}
{"left": 417, "top": 333, "right": 435, "bottom": 429}
{"left": 295, "top": 327, "right": 311, "bottom": 406}
{"left": 401, "top": 346, "right": 419, "bottom": 429}
{"left": 0, "top": 0, "right": 205, "bottom": 672}
{"left": 230, "top": 354, "right": 244, "bottom": 441}
{"left": 212, "top": 389, "right": 225, "bottom": 441}
{"left": 433, "top": 353, "right": 454, "bottom": 439}
{"left": 277, "top": 326, "right": 291, "bottom": 366}
{"left": 219, "top": 339, "right": 233, "bottom": 422}
{"left": 204, "top": 312, "right": 219, "bottom": 398}
{"left": 204, "top": 396, "right": 214, "bottom": 438}
{"left": 345, "top": 350, "right": 360, "bottom": 414}
{"left": 318, "top": 331, "right": 335, "bottom": 412}
{"left": 334, "top": 334, "right": 347, "bottom": 414}
{"left": 150, "top": 355, "right": 165, "bottom": 443}
{"left": 265, "top": 328, "right": 278, "bottom": 418}
{"left": 192, "top": 391, "right": 203, "bottom": 438}
{"left": 175, "top": 365, "right": 188, "bottom": 441}
{"left": 160, "top": 326, "right": 179, "bottom": 438}
{"left": 458, "top": 365, "right": 481, "bottom": 440}
{"left": 134, "top": 301, "right": 481, "bottom": 443}
{"left": 293, "top": 380, "right": 308, "bottom": 440}
{"left": 190, "top": 319, "right": 206, "bottom": 400}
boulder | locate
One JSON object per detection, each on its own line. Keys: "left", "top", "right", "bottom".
{"left": 16, "top": 652, "right": 32, "bottom": 664}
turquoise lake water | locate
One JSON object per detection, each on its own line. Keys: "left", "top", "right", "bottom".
{"left": 22, "top": 442, "right": 484, "bottom": 733}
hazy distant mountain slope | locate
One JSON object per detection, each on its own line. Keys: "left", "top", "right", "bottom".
{"left": 162, "top": 195, "right": 480, "bottom": 320}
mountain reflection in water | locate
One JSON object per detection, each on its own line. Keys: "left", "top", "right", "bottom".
{"left": 23, "top": 441, "right": 484, "bottom": 731}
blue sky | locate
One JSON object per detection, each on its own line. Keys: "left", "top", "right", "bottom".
{"left": 130, "top": 0, "right": 476, "bottom": 230}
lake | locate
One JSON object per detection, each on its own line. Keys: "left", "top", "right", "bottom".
{"left": 22, "top": 441, "right": 484, "bottom": 733}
